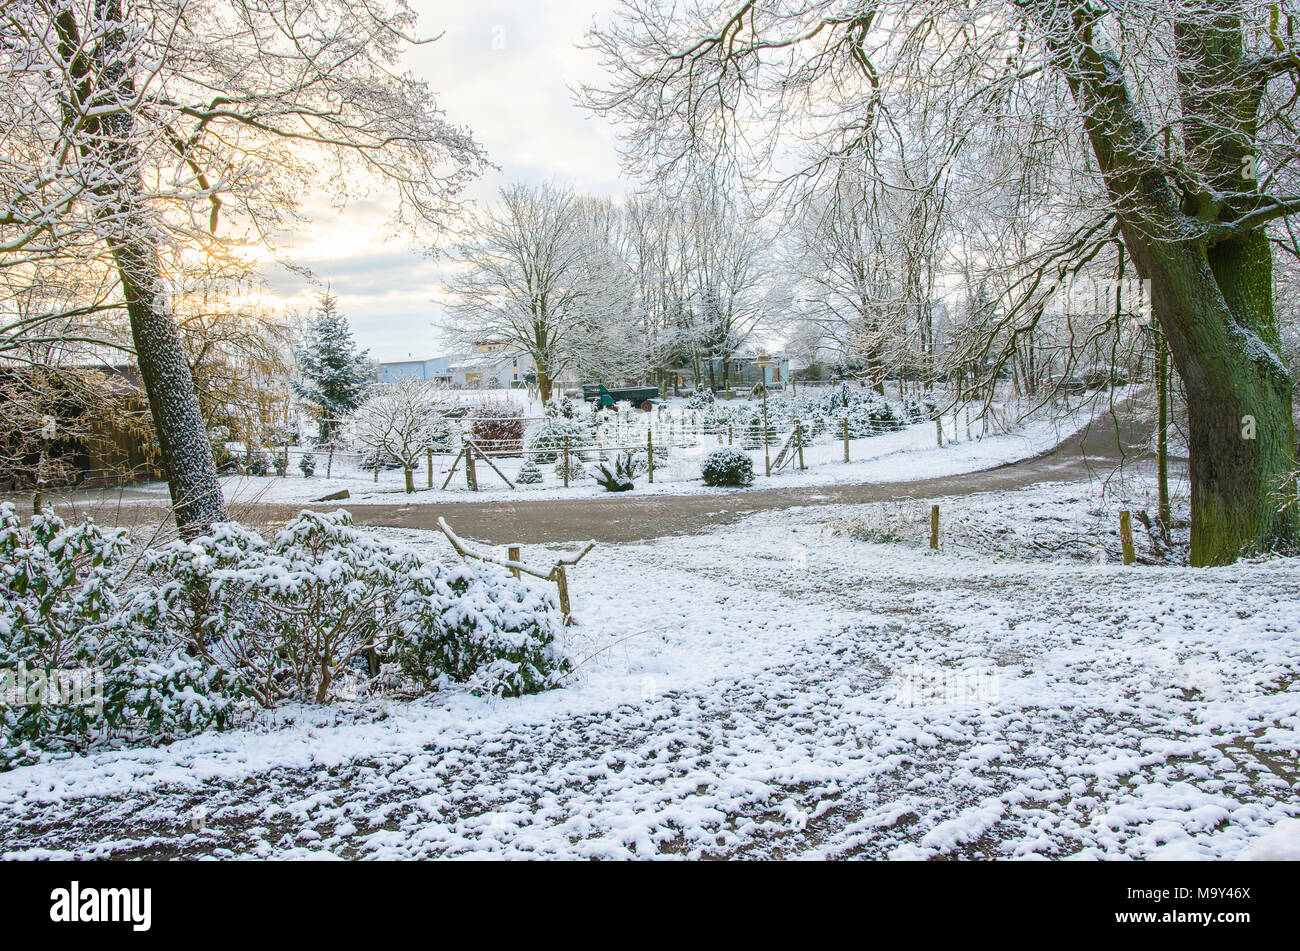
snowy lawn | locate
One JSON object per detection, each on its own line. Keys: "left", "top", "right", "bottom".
{"left": 150, "top": 395, "right": 1126, "bottom": 508}
{"left": 2, "top": 477, "right": 1297, "bottom": 860}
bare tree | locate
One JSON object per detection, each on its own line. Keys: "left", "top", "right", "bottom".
{"left": 443, "top": 182, "right": 631, "bottom": 404}
{"left": 586, "top": 0, "right": 1300, "bottom": 564}
{"left": 679, "top": 182, "right": 770, "bottom": 392}
{"left": 2, "top": 0, "right": 485, "bottom": 535}
{"left": 346, "top": 380, "right": 452, "bottom": 494}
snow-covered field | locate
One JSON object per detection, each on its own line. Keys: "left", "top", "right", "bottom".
{"left": 3, "top": 477, "right": 1297, "bottom": 860}
{"left": 135, "top": 395, "right": 1125, "bottom": 508}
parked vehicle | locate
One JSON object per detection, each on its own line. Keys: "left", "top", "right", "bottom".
{"left": 582, "top": 382, "right": 661, "bottom": 410}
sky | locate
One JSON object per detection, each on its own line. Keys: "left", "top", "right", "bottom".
{"left": 259, "top": 1, "right": 626, "bottom": 363}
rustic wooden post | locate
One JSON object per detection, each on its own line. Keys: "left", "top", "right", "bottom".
{"left": 508, "top": 546, "right": 521, "bottom": 579}
{"left": 795, "top": 418, "right": 805, "bottom": 470}
{"left": 647, "top": 429, "right": 654, "bottom": 484}
{"left": 930, "top": 505, "right": 940, "bottom": 550}
{"left": 843, "top": 417, "right": 850, "bottom": 463}
{"left": 562, "top": 435, "right": 570, "bottom": 488}
{"left": 282, "top": 445, "right": 289, "bottom": 477}
{"left": 426, "top": 447, "right": 433, "bottom": 489}
{"left": 465, "top": 442, "right": 478, "bottom": 491}
{"left": 1119, "top": 511, "right": 1136, "bottom": 565}
{"left": 553, "top": 566, "right": 572, "bottom": 624}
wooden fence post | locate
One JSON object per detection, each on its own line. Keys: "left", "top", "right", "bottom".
{"left": 1119, "top": 510, "right": 1136, "bottom": 565}
{"left": 508, "top": 546, "right": 521, "bottom": 579}
{"left": 553, "top": 566, "right": 572, "bottom": 623}
{"left": 930, "top": 505, "right": 940, "bottom": 550}
{"left": 795, "top": 418, "right": 805, "bottom": 470}
{"left": 843, "top": 417, "right": 850, "bottom": 463}
{"left": 427, "top": 448, "right": 433, "bottom": 489}
{"left": 562, "top": 435, "right": 570, "bottom": 488}
{"left": 647, "top": 429, "right": 654, "bottom": 483}
{"left": 465, "top": 442, "right": 478, "bottom": 491}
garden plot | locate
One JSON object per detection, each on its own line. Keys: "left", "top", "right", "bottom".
{"left": 194, "top": 395, "right": 1125, "bottom": 508}
{"left": 2, "top": 478, "right": 1296, "bottom": 860}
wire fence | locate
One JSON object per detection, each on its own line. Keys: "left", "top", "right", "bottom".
{"left": 224, "top": 397, "right": 1026, "bottom": 494}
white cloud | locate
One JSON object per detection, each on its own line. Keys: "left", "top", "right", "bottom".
{"left": 257, "top": 1, "right": 625, "bottom": 362}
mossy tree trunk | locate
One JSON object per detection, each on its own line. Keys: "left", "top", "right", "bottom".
{"left": 1039, "top": 1, "right": 1297, "bottom": 565}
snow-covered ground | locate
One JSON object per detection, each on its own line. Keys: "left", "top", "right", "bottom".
{"left": 3, "top": 476, "right": 1296, "bottom": 860}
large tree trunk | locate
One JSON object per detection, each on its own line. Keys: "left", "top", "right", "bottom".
{"left": 536, "top": 366, "right": 553, "bottom": 406}
{"left": 1038, "top": 1, "right": 1297, "bottom": 565}
{"left": 110, "top": 237, "right": 229, "bottom": 536}
{"left": 67, "top": 0, "right": 227, "bottom": 538}
{"left": 1142, "top": 231, "right": 1295, "bottom": 564}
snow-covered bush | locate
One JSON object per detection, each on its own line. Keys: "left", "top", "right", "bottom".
{"left": 815, "top": 383, "right": 906, "bottom": 436}
{"left": 685, "top": 387, "right": 715, "bottom": 411}
{"left": 0, "top": 505, "right": 570, "bottom": 768}
{"left": 299, "top": 452, "right": 316, "bottom": 477}
{"left": 142, "top": 510, "right": 570, "bottom": 704}
{"left": 624, "top": 443, "right": 668, "bottom": 476}
{"left": 554, "top": 456, "right": 586, "bottom": 484}
{"left": 469, "top": 400, "right": 525, "bottom": 455}
{"left": 0, "top": 505, "right": 239, "bottom": 769}
{"left": 392, "top": 562, "right": 568, "bottom": 697}
{"left": 591, "top": 452, "right": 636, "bottom": 492}
{"left": 526, "top": 400, "right": 594, "bottom": 464}
{"left": 903, "top": 395, "right": 936, "bottom": 425}
{"left": 517, "top": 458, "right": 544, "bottom": 484}
{"left": 1082, "top": 365, "right": 1131, "bottom": 389}
{"left": 701, "top": 447, "right": 755, "bottom": 486}
{"left": 245, "top": 447, "right": 270, "bottom": 476}
{"left": 737, "top": 409, "right": 778, "bottom": 449}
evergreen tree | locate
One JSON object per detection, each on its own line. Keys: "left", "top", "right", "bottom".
{"left": 294, "top": 293, "right": 373, "bottom": 443}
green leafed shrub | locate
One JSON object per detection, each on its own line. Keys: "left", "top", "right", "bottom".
{"left": 701, "top": 447, "right": 755, "bottom": 487}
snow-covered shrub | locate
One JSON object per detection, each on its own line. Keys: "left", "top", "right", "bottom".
{"left": 702, "top": 447, "right": 755, "bottom": 486}
{"left": 1082, "top": 365, "right": 1131, "bottom": 389}
{"left": 140, "top": 510, "right": 568, "bottom": 705}
{"left": 738, "top": 410, "right": 777, "bottom": 449}
{"left": 815, "top": 383, "right": 906, "bottom": 436}
{"left": 392, "top": 563, "right": 569, "bottom": 697}
{"left": 903, "top": 396, "right": 937, "bottom": 425}
{"left": 591, "top": 452, "right": 636, "bottom": 492}
{"left": 273, "top": 452, "right": 288, "bottom": 477}
{"left": 469, "top": 400, "right": 525, "bottom": 455}
{"left": 299, "top": 452, "right": 316, "bottom": 477}
{"left": 0, "top": 505, "right": 238, "bottom": 769}
{"left": 0, "top": 506, "right": 569, "bottom": 767}
{"left": 516, "top": 458, "right": 544, "bottom": 484}
{"left": 554, "top": 456, "right": 585, "bottom": 484}
{"left": 685, "top": 387, "right": 715, "bottom": 411}
{"left": 245, "top": 447, "right": 270, "bottom": 476}
{"left": 526, "top": 402, "right": 594, "bottom": 464}
{"left": 624, "top": 443, "right": 668, "bottom": 476}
